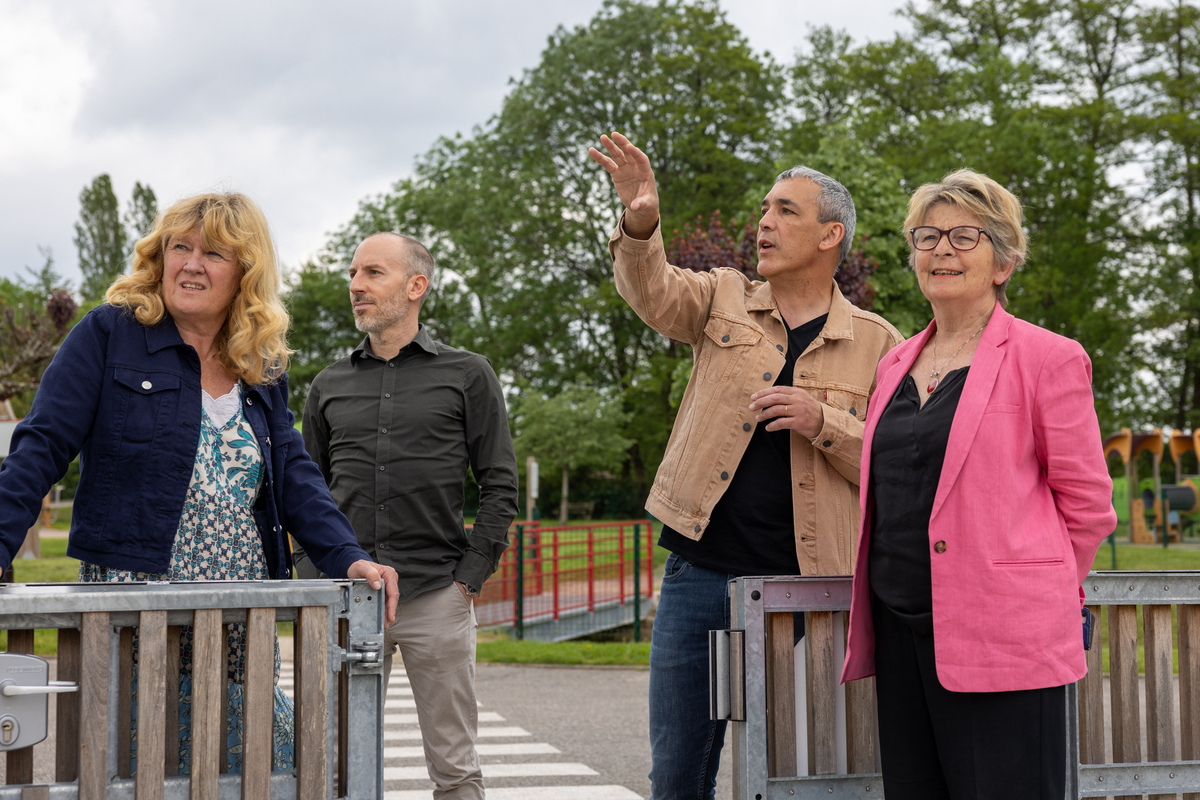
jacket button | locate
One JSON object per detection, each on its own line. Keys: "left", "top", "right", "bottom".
{"left": 822, "top": 440, "right": 832, "bottom": 447}
{"left": 743, "top": 423, "right": 752, "bottom": 432}
{"left": 266, "top": 436, "right": 271, "bottom": 446}
{"left": 763, "top": 372, "right": 772, "bottom": 380}
{"left": 848, "top": 407, "right": 856, "bottom": 416}
{"left": 776, "top": 344, "right": 784, "bottom": 352}
{"left": 141, "top": 380, "right": 152, "bottom": 390}
{"left": 282, "top": 568, "right": 290, "bottom": 578}
{"left": 247, "top": 398, "right": 253, "bottom": 405}
{"left": 720, "top": 471, "right": 729, "bottom": 480}
{"left": 694, "top": 524, "right": 702, "bottom": 533}
{"left": 934, "top": 540, "right": 947, "bottom": 554}
{"left": 721, "top": 335, "right": 730, "bottom": 343}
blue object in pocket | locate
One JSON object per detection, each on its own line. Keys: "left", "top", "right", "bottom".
{"left": 1082, "top": 607, "right": 1096, "bottom": 651}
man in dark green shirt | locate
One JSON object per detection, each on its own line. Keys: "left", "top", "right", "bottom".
{"left": 299, "top": 232, "right": 518, "bottom": 800}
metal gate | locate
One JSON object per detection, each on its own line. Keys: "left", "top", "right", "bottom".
{"left": 714, "top": 572, "right": 1200, "bottom": 799}
{"left": 0, "top": 579, "right": 384, "bottom": 799}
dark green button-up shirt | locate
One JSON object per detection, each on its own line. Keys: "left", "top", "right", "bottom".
{"left": 302, "top": 326, "right": 519, "bottom": 603}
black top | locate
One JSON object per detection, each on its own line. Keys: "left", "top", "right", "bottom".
{"left": 868, "top": 367, "right": 969, "bottom": 634}
{"left": 658, "top": 313, "right": 828, "bottom": 576}
{"left": 301, "top": 325, "right": 520, "bottom": 602}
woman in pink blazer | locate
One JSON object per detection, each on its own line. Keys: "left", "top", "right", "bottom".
{"left": 840, "top": 169, "right": 1116, "bottom": 799}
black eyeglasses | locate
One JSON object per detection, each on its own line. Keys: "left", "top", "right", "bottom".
{"left": 909, "top": 226, "right": 992, "bottom": 252}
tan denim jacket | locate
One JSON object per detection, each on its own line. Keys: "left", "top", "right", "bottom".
{"left": 611, "top": 218, "right": 903, "bottom": 576}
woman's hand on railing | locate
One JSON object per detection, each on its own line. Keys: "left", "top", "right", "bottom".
{"left": 347, "top": 560, "right": 400, "bottom": 627}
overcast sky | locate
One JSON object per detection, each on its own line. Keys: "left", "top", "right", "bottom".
{"left": 0, "top": 0, "right": 911, "bottom": 287}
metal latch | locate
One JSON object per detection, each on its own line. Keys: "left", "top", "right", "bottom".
{"left": 0, "top": 653, "right": 78, "bottom": 751}
{"left": 709, "top": 629, "right": 745, "bottom": 722}
{"left": 343, "top": 638, "right": 384, "bottom": 674}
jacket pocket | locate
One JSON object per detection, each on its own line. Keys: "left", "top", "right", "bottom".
{"left": 701, "top": 316, "right": 763, "bottom": 386}
{"left": 984, "top": 403, "right": 1021, "bottom": 415}
{"left": 826, "top": 389, "right": 870, "bottom": 421}
{"left": 992, "top": 557, "right": 1065, "bottom": 567}
{"left": 113, "top": 369, "right": 181, "bottom": 442}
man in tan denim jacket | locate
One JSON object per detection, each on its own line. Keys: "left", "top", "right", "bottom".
{"left": 591, "top": 132, "right": 902, "bottom": 800}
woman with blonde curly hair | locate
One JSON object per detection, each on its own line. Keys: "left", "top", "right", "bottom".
{"left": 0, "top": 191, "right": 398, "bottom": 773}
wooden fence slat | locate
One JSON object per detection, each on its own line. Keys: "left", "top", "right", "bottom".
{"left": 764, "top": 612, "right": 796, "bottom": 778}
{"left": 190, "top": 610, "right": 223, "bottom": 800}
{"left": 135, "top": 611, "right": 167, "bottom": 800}
{"left": 1181, "top": 604, "right": 1200, "bottom": 800}
{"left": 117, "top": 627, "right": 133, "bottom": 780}
{"left": 18, "top": 785, "right": 48, "bottom": 800}
{"left": 165, "top": 625, "right": 181, "bottom": 779}
{"left": 295, "top": 606, "right": 328, "bottom": 800}
{"left": 241, "top": 608, "right": 274, "bottom": 800}
{"left": 54, "top": 628, "right": 81, "bottom": 782}
{"left": 337, "top": 618, "right": 348, "bottom": 798}
{"left": 1109, "top": 603, "right": 1141, "bottom": 800}
{"left": 5, "top": 629, "right": 34, "bottom": 785}
{"left": 807, "top": 611, "right": 837, "bottom": 776}
{"left": 1078, "top": 605, "right": 1106, "bottom": 766}
{"left": 842, "top": 610, "right": 875, "bottom": 773}
{"left": 79, "top": 612, "right": 109, "bottom": 800}
{"left": 1144, "top": 604, "right": 1177, "bottom": 800}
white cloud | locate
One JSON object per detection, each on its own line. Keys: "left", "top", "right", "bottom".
{"left": 0, "top": 0, "right": 908, "bottom": 287}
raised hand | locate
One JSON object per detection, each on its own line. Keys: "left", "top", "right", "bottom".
{"left": 588, "top": 131, "right": 660, "bottom": 239}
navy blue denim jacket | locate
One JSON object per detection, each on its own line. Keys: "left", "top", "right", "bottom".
{"left": 0, "top": 303, "right": 371, "bottom": 578}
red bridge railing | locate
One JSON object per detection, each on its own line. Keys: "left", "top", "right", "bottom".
{"left": 470, "top": 520, "right": 655, "bottom": 637}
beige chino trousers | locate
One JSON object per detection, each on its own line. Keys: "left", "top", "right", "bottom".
{"left": 382, "top": 582, "right": 482, "bottom": 800}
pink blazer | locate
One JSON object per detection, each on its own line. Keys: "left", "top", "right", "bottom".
{"left": 841, "top": 305, "right": 1117, "bottom": 692}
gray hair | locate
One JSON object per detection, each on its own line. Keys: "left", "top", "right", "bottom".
{"left": 774, "top": 166, "right": 857, "bottom": 266}
{"left": 364, "top": 231, "right": 438, "bottom": 303}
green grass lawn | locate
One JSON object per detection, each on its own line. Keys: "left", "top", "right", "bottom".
{"left": 476, "top": 632, "right": 649, "bottom": 666}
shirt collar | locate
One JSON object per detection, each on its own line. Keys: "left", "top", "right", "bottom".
{"left": 144, "top": 312, "right": 185, "bottom": 354}
{"left": 744, "top": 279, "right": 855, "bottom": 340}
{"left": 350, "top": 324, "right": 438, "bottom": 364}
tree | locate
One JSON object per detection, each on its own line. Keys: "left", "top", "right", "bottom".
{"left": 0, "top": 276, "right": 78, "bottom": 403}
{"left": 125, "top": 181, "right": 159, "bottom": 247}
{"left": 282, "top": 259, "right": 360, "bottom": 415}
{"left": 1139, "top": 0, "right": 1200, "bottom": 431}
{"left": 74, "top": 174, "right": 128, "bottom": 302}
{"left": 330, "top": 0, "right": 783, "bottom": 503}
{"left": 510, "top": 382, "right": 633, "bottom": 522}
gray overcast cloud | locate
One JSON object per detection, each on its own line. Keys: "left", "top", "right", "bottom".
{"left": 0, "top": 0, "right": 908, "bottom": 286}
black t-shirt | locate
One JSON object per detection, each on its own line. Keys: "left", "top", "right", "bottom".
{"left": 867, "top": 367, "right": 968, "bottom": 634}
{"left": 658, "top": 313, "right": 828, "bottom": 576}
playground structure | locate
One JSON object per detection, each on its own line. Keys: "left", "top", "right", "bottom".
{"left": 1103, "top": 428, "right": 1200, "bottom": 544}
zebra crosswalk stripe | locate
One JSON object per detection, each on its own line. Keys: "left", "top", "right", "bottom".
{"left": 278, "top": 663, "right": 644, "bottom": 799}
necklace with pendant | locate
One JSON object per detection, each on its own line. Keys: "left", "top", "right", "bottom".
{"left": 927, "top": 322, "right": 987, "bottom": 394}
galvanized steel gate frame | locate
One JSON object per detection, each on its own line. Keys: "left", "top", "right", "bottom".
{"left": 718, "top": 573, "right": 1200, "bottom": 800}
{"left": 0, "top": 579, "right": 385, "bottom": 800}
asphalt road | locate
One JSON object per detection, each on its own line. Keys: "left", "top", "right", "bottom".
{"left": 473, "top": 662, "right": 735, "bottom": 800}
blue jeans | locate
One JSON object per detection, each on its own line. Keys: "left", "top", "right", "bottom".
{"left": 649, "top": 553, "right": 736, "bottom": 800}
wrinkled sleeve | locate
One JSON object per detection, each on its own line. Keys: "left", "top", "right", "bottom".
{"left": 0, "top": 310, "right": 108, "bottom": 573}
{"left": 1032, "top": 341, "right": 1117, "bottom": 588}
{"left": 610, "top": 214, "right": 720, "bottom": 346}
{"left": 452, "top": 358, "right": 519, "bottom": 590}
{"left": 278, "top": 373, "right": 371, "bottom": 579}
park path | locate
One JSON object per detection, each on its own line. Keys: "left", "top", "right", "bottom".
{"left": 277, "top": 657, "right": 647, "bottom": 800}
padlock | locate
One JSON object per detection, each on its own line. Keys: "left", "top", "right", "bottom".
{"left": 0, "top": 653, "right": 77, "bottom": 751}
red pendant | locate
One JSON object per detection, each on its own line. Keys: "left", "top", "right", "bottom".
{"left": 927, "top": 377, "right": 939, "bottom": 393}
